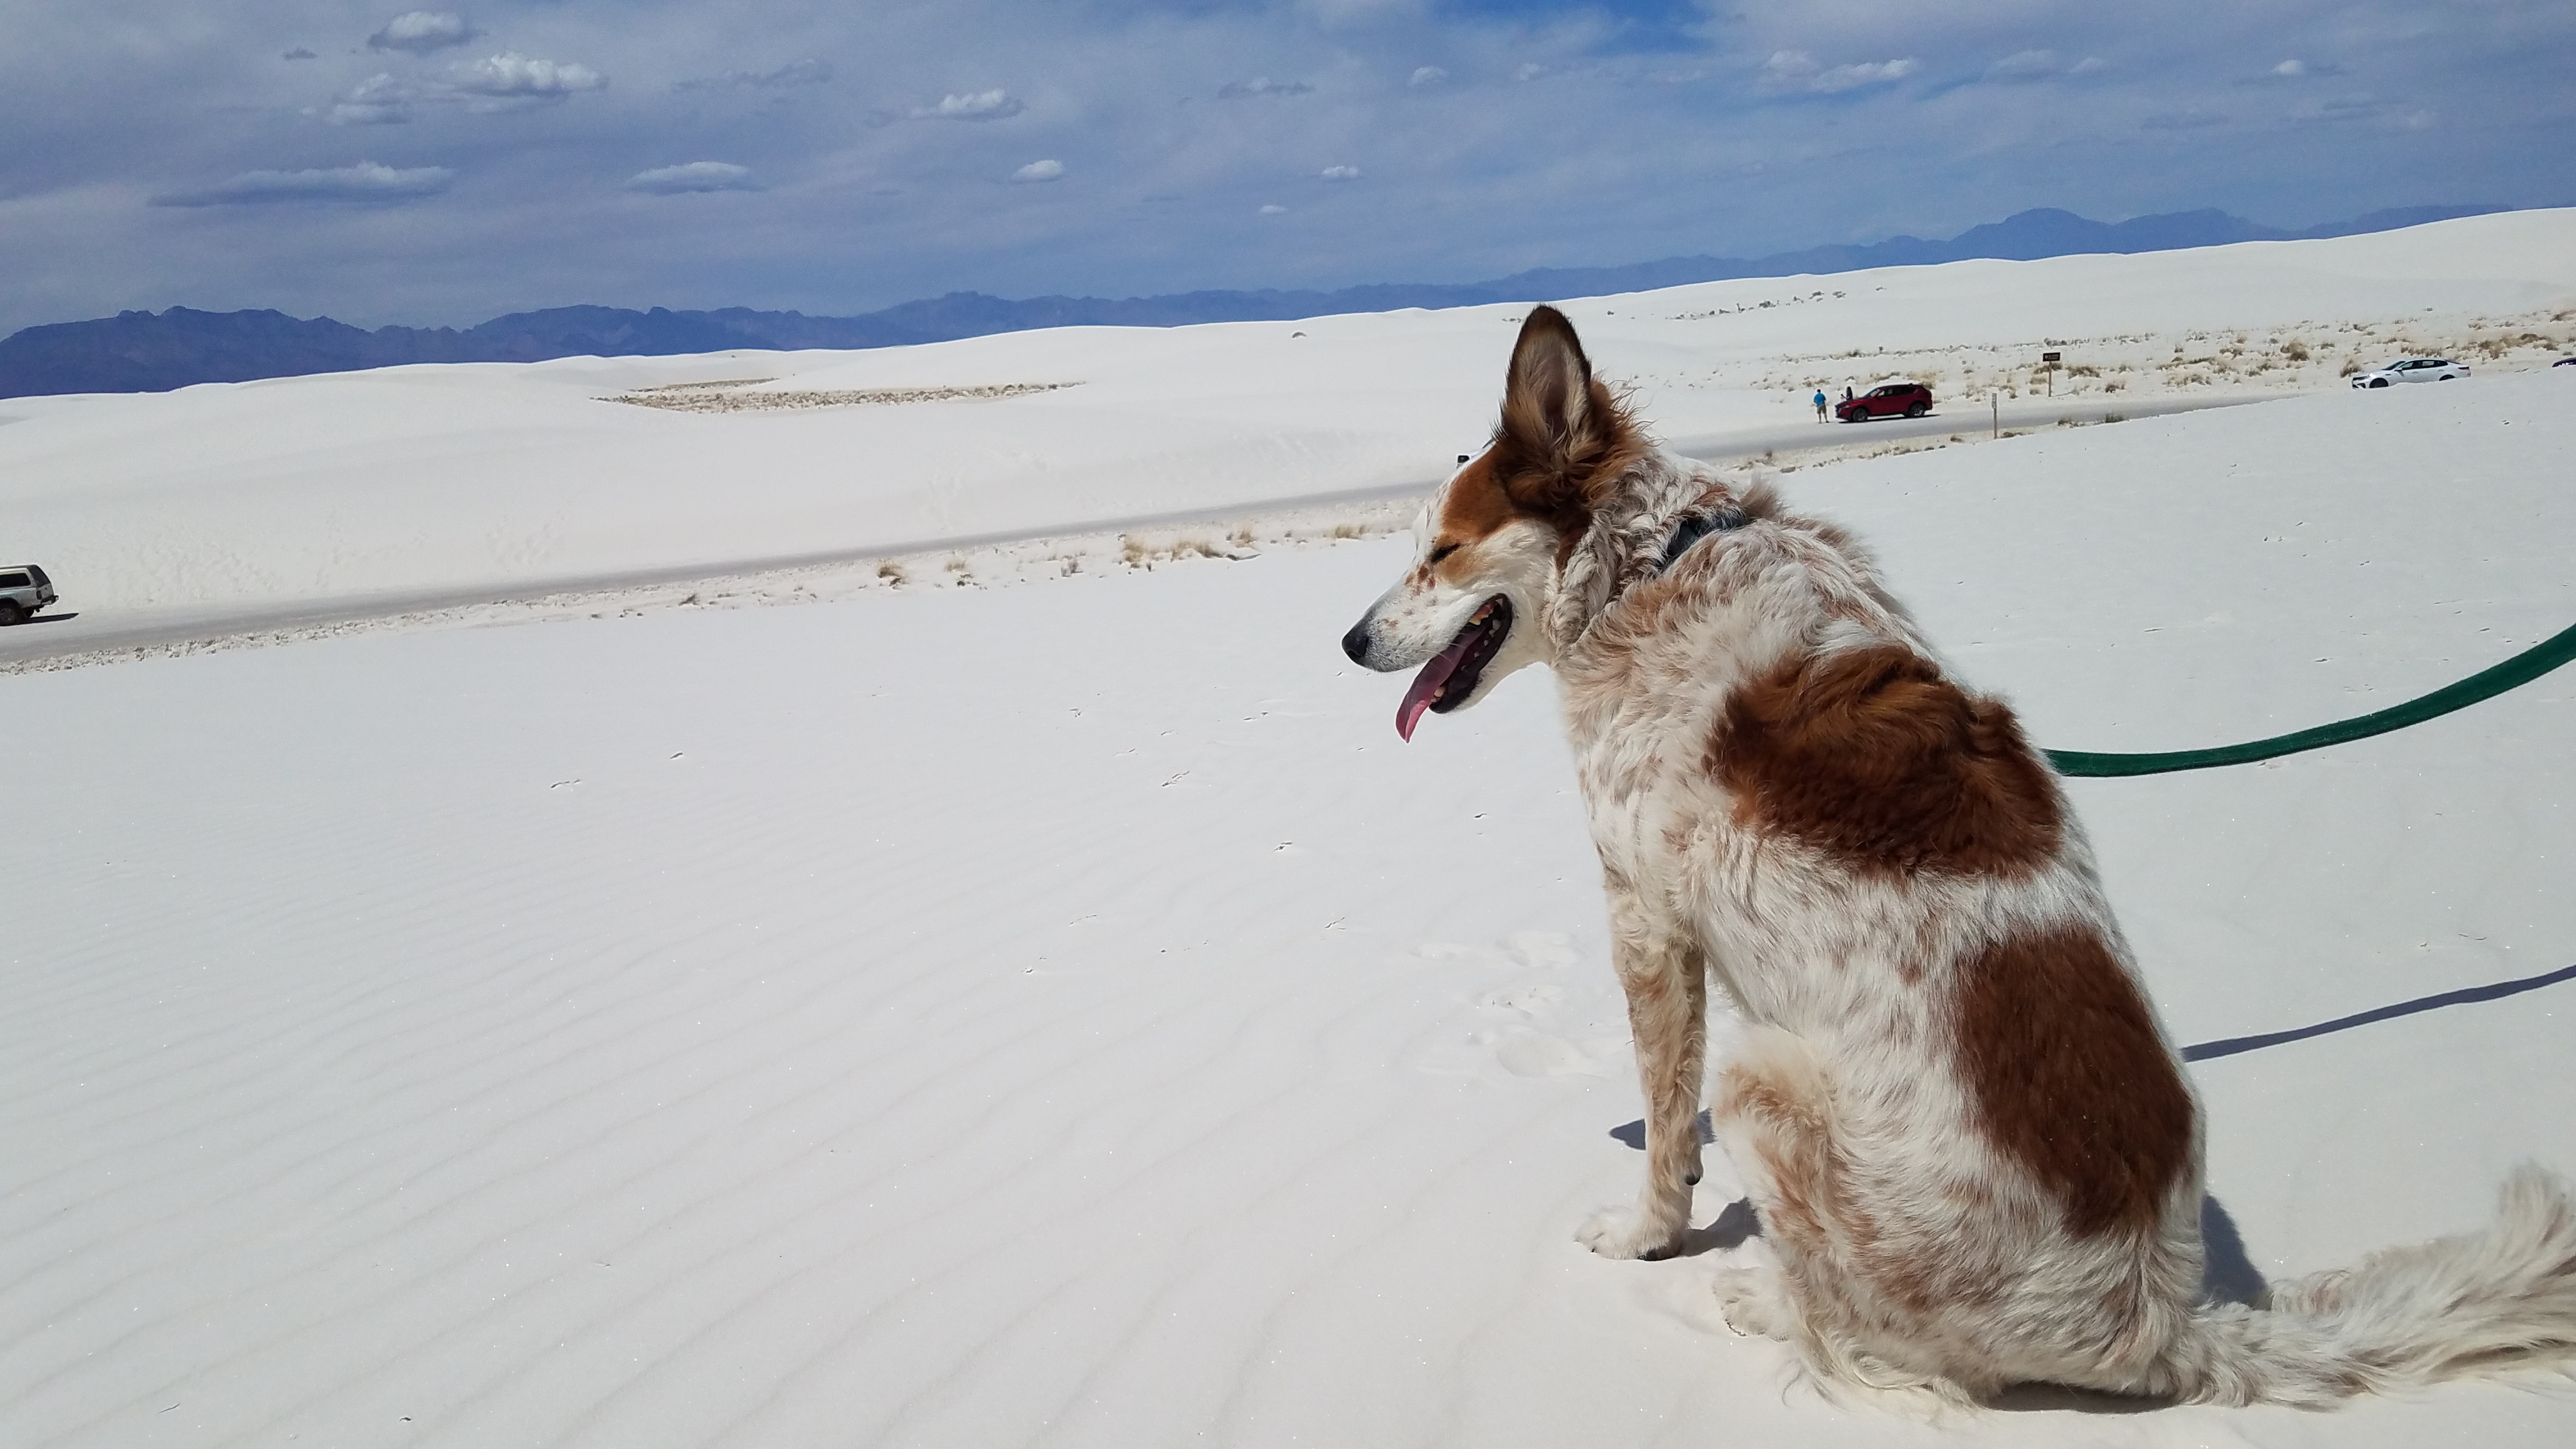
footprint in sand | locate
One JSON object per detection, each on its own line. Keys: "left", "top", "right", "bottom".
{"left": 1503, "top": 930, "right": 1582, "bottom": 970}
{"left": 1493, "top": 1030, "right": 1600, "bottom": 1078}
{"left": 1397, "top": 933, "right": 1621, "bottom": 1080}
{"left": 1479, "top": 982, "right": 1564, "bottom": 1015}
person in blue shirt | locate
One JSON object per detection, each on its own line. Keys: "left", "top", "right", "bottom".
{"left": 1813, "top": 388, "right": 1828, "bottom": 422}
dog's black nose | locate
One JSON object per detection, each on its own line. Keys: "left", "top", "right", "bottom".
{"left": 1340, "top": 620, "right": 1372, "bottom": 665}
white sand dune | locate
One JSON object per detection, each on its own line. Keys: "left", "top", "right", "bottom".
{"left": 3, "top": 208, "right": 2571, "bottom": 636}
{"left": 4, "top": 220, "right": 2576, "bottom": 1446}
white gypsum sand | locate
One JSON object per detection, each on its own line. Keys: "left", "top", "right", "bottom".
{"left": 1, "top": 208, "right": 2571, "bottom": 645}
{"left": 0, "top": 495, "right": 1422, "bottom": 675}
{"left": 3, "top": 222, "right": 2575, "bottom": 1446}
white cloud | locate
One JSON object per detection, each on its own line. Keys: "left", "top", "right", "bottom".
{"left": 152, "top": 160, "right": 456, "bottom": 207}
{"left": 626, "top": 162, "right": 759, "bottom": 194}
{"left": 1320, "top": 165, "right": 1360, "bottom": 180}
{"left": 2245, "top": 56, "right": 2340, "bottom": 83}
{"left": 1258, "top": 203, "right": 1287, "bottom": 215}
{"left": 450, "top": 52, "right": 608, "bottom": 103}
{"left": 1762, "top": 51, "right": 1915, "bottom": 94}
{"left": 1512, "top": 63, "right": 1546, "bottom": 82}
{"left": 1985, "top": 50, "right": 2104, "bottom": 84}
{"left": 326, "top": 73, "right": 415, "bottom": 125}
{"left": 1011, "top": 158, "right": 1064, "bottom": 183}
{"left": 368, "top": 12, "right": 474, "bottom": 55}
{"left": 1407, "top": 66, "right": 1446, "bottom": 87}
{"left": 1758, "top": 50, "right": 1816, "bottom": 86}
{"left": 672, "top": 59, "right": 832, "bottom": 93}
{"left": 1810, "top": 57, "right": 1916, "bottom": 93}
{"left": 1986, "top": 50, "right": 2060, "bottom": 82}
{"left": 911, "top": 89, "right": 1022, "bottom": 120}
{"left": 1218, "top": 77, "right": 1312, "bottom": 98}
{"left": 318, "top": 54, "right": 612, "bottom": 123}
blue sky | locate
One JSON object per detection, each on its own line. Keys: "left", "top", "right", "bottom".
{"left": 1, "top": 1, "right": 2570, "bottom": 335}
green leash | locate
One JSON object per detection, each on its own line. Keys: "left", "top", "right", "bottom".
{"left": 2045, "top": 620, "right": 2576, "bottom": 778}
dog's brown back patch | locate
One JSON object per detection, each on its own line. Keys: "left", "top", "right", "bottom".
{"left": 1953, "top": 924, "right": 2194, "bottom": 1237}
{"left": 1712, "top": 644, "right": 2062, "bottom": 878}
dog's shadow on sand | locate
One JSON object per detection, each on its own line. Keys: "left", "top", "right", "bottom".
{"left": 1616, "top": 1120, "right": 2273, "bottom": 1413}
{"left": 1674, "top": 1196, "right": 1762, "bottom": 1257}
{"left": 1669, "top": 1192, "right": 2265, "bottom": 1298}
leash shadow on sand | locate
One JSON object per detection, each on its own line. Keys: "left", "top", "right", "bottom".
{"left": 2175, "top": 960, "right": 2576, "bottom": 1063}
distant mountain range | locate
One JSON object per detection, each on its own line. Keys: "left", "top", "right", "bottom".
{"left": 0, "top": 204, "right": 2523, "bottom": 399}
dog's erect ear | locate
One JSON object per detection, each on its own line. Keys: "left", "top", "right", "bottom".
{"left": 1501, "top": 307, "right": 1595, "bottom": 470}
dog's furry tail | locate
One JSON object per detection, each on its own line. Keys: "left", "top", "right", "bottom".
{"left": 2166, "top": 1165, "right": 2576, "bottom": 1406}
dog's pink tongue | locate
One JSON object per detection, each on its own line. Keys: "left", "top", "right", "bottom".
{"left": 1396, "top": 634, "right": 1473, "bottom": 742}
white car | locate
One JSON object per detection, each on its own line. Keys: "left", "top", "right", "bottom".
{"left": 0, "top": 564, "right": 56, "bottom": 625}
{"left": 2350, "top": 356, "right": 2469, "bottom": 388}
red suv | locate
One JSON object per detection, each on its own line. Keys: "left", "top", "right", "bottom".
{"left": 1836, "top": 382, "right": 1932, "bottom": 422}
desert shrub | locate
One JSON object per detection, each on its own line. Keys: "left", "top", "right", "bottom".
{"left": 2283, "top": 339, "right": 2310, "bottom": 362}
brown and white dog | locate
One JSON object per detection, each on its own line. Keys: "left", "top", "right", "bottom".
{"left": 1340, "top": 305, "right": 2576, "bottom": 1404}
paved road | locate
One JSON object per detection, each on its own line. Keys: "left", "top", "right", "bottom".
{"left": 1666, "top": 390, "right": 2266, "bottom": 463}
{"left": 0, "top": 486, "right": 1438, "bottom": 666}
{"left": 2, "top": 390, "right": 2273, "bottom": 667}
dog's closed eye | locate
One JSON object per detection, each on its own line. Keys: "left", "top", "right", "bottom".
{"left": 1427, "top": 542, "right": 1460, "bottom": 565}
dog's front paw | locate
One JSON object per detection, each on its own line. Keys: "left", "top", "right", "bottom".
{"left": 1577, "top": 1204, "right": 1685, "bottom": 1261}
{"left": 1712, "top": 1266, "right": 1793, "bottom": 1340}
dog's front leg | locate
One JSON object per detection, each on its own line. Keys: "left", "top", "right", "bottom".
{"left": 1577, "top": 877, "right": 1707, "bottom": 1261}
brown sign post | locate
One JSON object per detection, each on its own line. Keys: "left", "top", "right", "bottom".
{"left": 2041, "top": 350, "right": 2062, "bottom": 396}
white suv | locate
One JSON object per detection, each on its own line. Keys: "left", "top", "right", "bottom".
{"left": 0, "top": 564, "right": 57, "bottom": 625}
{"left": 2350, "top": 356, "right": 2468, "bottom": 388}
